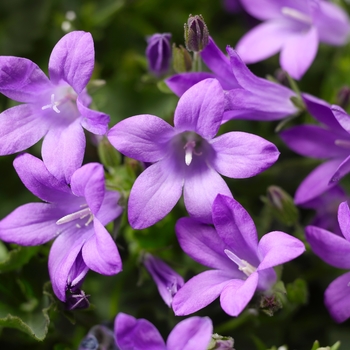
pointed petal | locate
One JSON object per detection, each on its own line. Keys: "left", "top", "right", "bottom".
{"left": 212, "top": 195, "right": 259, "bottom": 263}
{"left": 280, "top": 26, "right": 318, "bottom": 80}
{"left": 49, "top": 31, "right": 94, "bottom": 94}
{"left": 174, "top": 79, "right": 224, "bottom": 139}
{"left": 82, "top": 219, "right": 122, "bottom": 275}
{"left": 77, "top": 95, "right": 110, "bottom": 135}
{"left": 305, "top": 225, "right": 350, "bottom": 269}
{"left": 0, "top": 203, "right": 64, "bottom": 245}
{"left": 108, "top": 114, "right": 174, "bottom": 163}
{"left": 128, "top": 160, "right": 183, "bottom": 229}
{"left": 257, "top": 231, "right": 305, "bottom": 270}
{"left": 324, "top": 272, "right": 350, "bottom": 323}
{"left": 314, "top": 1, "right": 350, "bottom": 46}
{"left": 114, "top": 313, "right": 166, "bottom": 350}
{"left": 70, "top": 163, "right": 105, "bottom": 214}
{"left": 331, "top": 154, "right": 350, "bottom": 183}
{"left": 95, "top": 190, "right": 123, "bottom": 226}
{"left": 220, "top": 272, "right": 258, "bottom": 316}
{"left": 0, "top": 56, "right": 52, "bottom": 103}
{"left": 167, "top": 317, "right": 213, "bottom": 350}
{"left": 200, "top": 38, "right": 239, "bottom": 90}
{"left": 338, "top": 201, "right": 350, "bottom": 241}
{"left": 172, "top": 270, "right": 232, "bottom": 316}
{"left": 294, "top": 159, "right": 343, "bottom": 204}
{"left": 239, "top": 0, "right": 284, "bottom": 20}
{"left": 42, "top": 119, "right": 86, "bottom": 184}
{"left": 0, "top": 104, "right": 49, "bottom": 155}
{"left": 303, "top": 94, "right": 345, "bottom": 133}
{"left": 210, "top": 131, "right": 279, "bottom": 178}
{"left": 165, "top": 72, "right": 215, "bottom": 97}
{"left": 280, "top": 125, "right": 349, "bottom": 159}
{"left": 332, "top": 105, "right": 350, "bottom": 134}
{"left": 183, "top": 162, "right": 232, "bottom": 224}
{"left": 13, "top": 153, "right": 72, "bottom": 203}
{"left": 236, "top": 20, "right": 299, "bottom": 64}
{"left": 175, "top": 217, "right": 235, "bottom": 271}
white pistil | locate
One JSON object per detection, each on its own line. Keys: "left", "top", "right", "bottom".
{"left": 224, "top": 249, "right": 256, "bottom": 277}
{"left": 41, "top": 94, "right": 61, "bottom": 114}
{"left": 56, "top": 207, "right": 93, "bottom": 227}
{"left": 335, "top": 139, "right": 350, "bottom": 149}
{"left": 281, "top": 7, "right": 312, "bottom": 25}
{"left": 184, "top": 140, "right": 195, "bottom": 166}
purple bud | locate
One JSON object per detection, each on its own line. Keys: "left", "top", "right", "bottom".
{"left": 79, "top": 325, "right": 117, "bottom": 350}
{"left": 146, "top": 33, "right": 172, "bottom": 76}
{"left": 143, "top": 253, "right": 184, "bottom": 307}
{"left": 184, "top": 14, "right": 209, "bottom": 52}
{"left": 65, "top": 287, "right": 90, "bottom": 310}
{"left": 336, "top": 86, "right": 350, "bottom": 110}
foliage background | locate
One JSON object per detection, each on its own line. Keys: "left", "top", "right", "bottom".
{"left": 1, "top": 0, "right": 350, "bottom": 349}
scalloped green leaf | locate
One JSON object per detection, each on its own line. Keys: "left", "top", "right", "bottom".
{"left": 0, "top": 245, "right": 39, "bottom": 273}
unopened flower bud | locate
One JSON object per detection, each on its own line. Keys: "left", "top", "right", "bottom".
{"left": 79, "top": 325, "right": 116, "bottom": 350}
{"left": 184, "top": 14, "right": 209, "bottom": 52}
{"left": 146, "top": 33, "right": 172, "bottom": 76}
{"left": 172, "top": 43, "right": 192, "bottom": 73}
{"left": 208, "top": 333, "right": 235, "bottom": 350}
{"left": 336, "top": 86, "right": 350, "bottom": 110}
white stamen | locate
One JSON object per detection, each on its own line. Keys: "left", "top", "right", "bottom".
{"left": 184, "top": 140, "right": 196, "bottom": 166}
{"left": 224, "top": 249, "right": 256, "bottom": 277}
{"left": 41, "top": 94, "right": 61, "bottom": 114}
{"left": 281, "top": 7, "right": 312, "bottom": 25}
{"left": 335, "top": 139, "right": 350, "bottom": 149}
{"left": 56, "top": 207, "right": 93, "bottom": 226}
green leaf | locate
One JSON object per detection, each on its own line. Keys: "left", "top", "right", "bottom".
{"left": 0, "top": 245, "right": 40, "bottom": 273}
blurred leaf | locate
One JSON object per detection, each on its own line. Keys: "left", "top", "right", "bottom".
{"left": 0, "top": 245, "right": 40, "bottom": 273}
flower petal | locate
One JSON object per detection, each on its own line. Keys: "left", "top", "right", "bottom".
{"left": 257, "top": 231, "right": 305, "bottom": 270}
{"left": 210, "top": 131, "right": 279, "bottom": 178}
{"left": 165, "top": 72, "right": 216, "bottom": 97}
{"left": 183, "top": 162, "right": 232, "bottom": 224}
{"left": 331, "top": 154, "right": 350, "bottom": 183}
{"left": 212, "top": 195, "right": 259, "bottom": 263}
{"left": 280, "top": 26, "right": 318, "bottom": 80}
{"left": 0, "top": 104, "right": 49, "bottom": 155}
{"left": 42, "top": 118, "right": 86, "bottom": 184}
{"left": 332, "top": 105, "right": 350, "bottom": 135}
{"left": 0, "top": 203, "right": 64, "bottom": 246}
{"left": 338, "top": 201, "right": 350, "bottom": 241}
{"left": 114, "top": 313, "right": 166, "bottom": 350}
{"left": 77, "top": 95, "right": 110, "bottom": 135}
{"left": 128, "top": 160, "right": 183, "bottom": 229}
{"left": 174, "top": 79, "right": 224, "bottom": 139}
{"left": 70, "top": 163, "right": 105, "bottom": 214}
{"left": 176, "top": 217, "right": 235, "bottom": 271}
{"left": 324, "top": 272, "right": 350, "bottom": 323}
{"left": 49, "top": 31, "right": 94, "bottom": 94}
{"left": 95, "top": 190, "right": 123, "bottom": 226}
{"left": 236, "top": 20, "right": 299, "bottom": 64}
{"left": 0, "top": 56, "right": 52, "bottom": 103}
{"left": 13, "top": 153, "right": 72, "bottom": 203}
{"left": 305, "top": 225, "right": 350, "bottom": 269}
{"left": 294, "top": 159, "right": 343, "bottom": 205}
{"left": 280, "top": 125, "right": 348, "bottom": 159}
{"left": 167, "top": 317, "right": 213, "bottom": 350}
{"left": 220, "top": 272, "right": 259, "bottom": 317}
{"left": 108, "top": 114, "right": 174, "bottom": 163}
{"left": 82, "top": 219, "right": 122, "bottom": 275}
{"left": 172, "top": 270, "right": 232, "bottom": 316}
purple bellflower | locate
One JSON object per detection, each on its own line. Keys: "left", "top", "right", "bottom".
{"left": 166, "top": 37, "right": 298, "bottom": 121}
{"left": 280, "top": 94, "right": 350, "bottom": 205}
{"left": 108, "top": 78, "right": 279, "bottom": 229}
{"left": 0, "top": 31, "right": 110, "bottom": 183}
{"left": 114, "top": 312, "right": 213, "bottom": 350}
{"left": 146, "top": 33, "right": 172, "bottom": 76}
{"left": 172, "top": 194, "right": 305, "bottom": 317}
{"left": 236, "top": 0, "right": 350, "bottom": 79}
{"left": 0, "top": 154, "right": 122, "bottom": 301}
{"left": 306, "top": 201, "right": 350, "bottom": 323}
{"left": 143, "top": 253, "right": 184, "bottom": 307}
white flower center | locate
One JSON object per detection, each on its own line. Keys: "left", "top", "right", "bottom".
{"left": 224, "top": 249, "right": 256, "bottom": 277}
{"left": 281, "top": 7, "right": 312, "bottom": 25}
{"left": 56, "top": 205, "right": 93, "bottom": 229}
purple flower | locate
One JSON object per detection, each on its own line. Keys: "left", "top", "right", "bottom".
{"left": 236, "top": 0, "right": 350, "bottom": 79}
{"left": 166, "top": 37, "right": 298, "bottom": 121}
{"left": 223, "top": 0, "right": 242, "bottom": 14}
{"left": 172, "top": 194, "right": 305, "bottom": 316}
{"left": 108, "top": 78, "right": 279, "bottom": 229}
{"left": 143, "top": 253, "right": 184, "bottom": 307}
{"left": 0, "top": 31, "right": 110, "bottom": 183}
{"left": 305, "top": 201, "right": 350, "bottom": 322}
{"left": 114, "top": 312, "right": 213, "bottom": 350}
{"left": 280, "top": 94, "right": 350, "bottom": 204}
{"left": 0, "top": 154, "right": 122, "bottom": 301}
{"left": 146, "top": 33, "right": 172, "bottom": 76}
